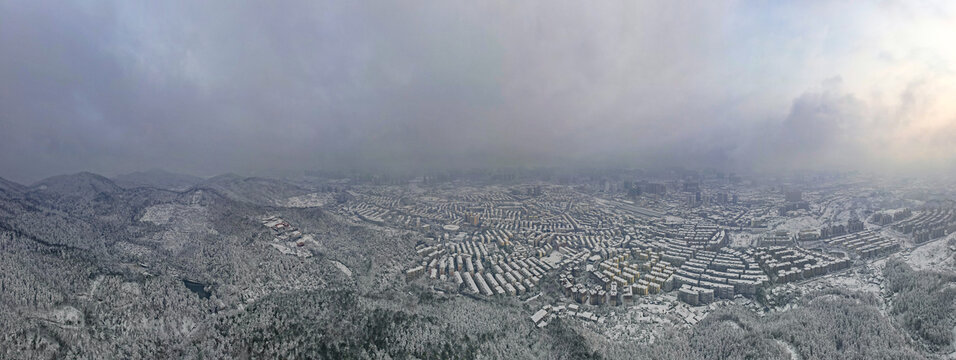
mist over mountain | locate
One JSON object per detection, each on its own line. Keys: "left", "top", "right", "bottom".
{"left": 2, "top": 1, "right": 956, "bottom": 359}
{"left": 112, "top": 169, "right": 205, "bottom": 191}
{"left": 193, "top": 173, "right": 313, "bottom": 206}
{"left": 0, "top": 169, "right": 953, "bottom": 359}
{"left": 32, "top": 172, "right": 122, "bottom": 198}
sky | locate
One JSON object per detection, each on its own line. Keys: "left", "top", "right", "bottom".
{"left": 1, "top": 0, "right": 955, "bottom": 183}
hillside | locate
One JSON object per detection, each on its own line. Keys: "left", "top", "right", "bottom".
{"left": 112, "top": 169, "right": 205, "bottom": 191}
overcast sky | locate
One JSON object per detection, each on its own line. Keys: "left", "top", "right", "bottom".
{"left": 2, "top": 1, "right": 955, "bottom": 183}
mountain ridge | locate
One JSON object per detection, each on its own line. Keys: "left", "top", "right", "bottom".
{"left": 112, "top": 169, "right": 205, "bottom": 191}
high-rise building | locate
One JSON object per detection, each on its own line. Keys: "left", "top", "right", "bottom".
{"left": 716, "top": 193, "right": 729, "bottom": 204}
{"left": 465, "top": 213, "right": 481, "bottom": 227}
{"left": 848, "top": 218, "right": 864, "bottom": 233}
{"left": 641, "top": 182, "right": 666, "bottom": 196}
{"left": 686, "top": 194, "right": 697, "bottom": 207}
{"left": 785, "top": 190, "right": 803, "bottom": 203}
{"left": 683, "top": 182, "right": 700, "bottom": 192}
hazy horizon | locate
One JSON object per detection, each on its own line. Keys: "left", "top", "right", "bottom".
{"left": 4, "top": 3, "right": 956, "bottom": 358}
{"left": 3, "top": 1, "right": 956, "bottom": 183}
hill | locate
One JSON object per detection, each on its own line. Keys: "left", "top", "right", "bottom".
{"left": 112, "top": 169, "right": 204, "bottom": 191}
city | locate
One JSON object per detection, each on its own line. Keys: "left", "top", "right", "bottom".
{"left": 332, "top": 172, "right": 953, "bottom": 329}
{"left": 3, "top": 1, "right": 956, "bottom": 359}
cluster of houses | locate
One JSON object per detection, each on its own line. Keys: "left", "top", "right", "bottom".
{"left": 377, "top": 182, "right": 937, "bottom": 315}
{"left": 821, "top": 230, "right": 900, "bottom": 258}
{"left": 557, "top": 247, "right": 678, "bottom": 306}
{"left": 893, "top": 208, "right": 956, "bottom": 243}
{"left": 261, "top": 215, "right": 313, "bottom": 258}
{"left": 750, "top": 246, "right": 851, "bottom": 283}
{"left": 405, "top": 233, "right": 553, "bottom": 297}
{"left": 530, "top": 303, "right": 600, "bottom": 329}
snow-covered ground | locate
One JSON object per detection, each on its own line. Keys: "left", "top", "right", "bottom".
{"left": 901, "top": 235, "right": 955, "bottom": 272}
{"left": 331, "top": 260, "right": 353, "bottom": 277}
{"left": 602, "top": 300, "right": 679, "bottom": 345}
{"left": 40, "top": 306, "right": 84, "bottom": 329}
{"left": 773, "top": 339, "right": 803, "bottom": 360}
{"left": 140, "top": 204, "right": 208, "bottom": 226}
{"left": 663, "top": 215, "right": 685, "bottom": 224}
{"left": 598, "top": 294, "right": 759, "bottom": 345}
{"left": 113, "top": 241, "right": 156, "bottom": 259}
{"left": 542, "top": 251, "right": 564, "bottom": 267}
{"left": 770, "top": 216, "right": 822, "bottom": 234}
{"left": 140, "top": 204, "right": 218, "bottom": 252}
{"left": 818, "top": 273, "right": 881, "bottom": 295}
{"left": 281, "top": 192, "right": 333, "bottom": 207}
{"left": 729, "top": 231, "right": 760, "bottom": 247}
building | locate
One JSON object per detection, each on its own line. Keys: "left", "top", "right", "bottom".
{"left": 785, "top": 190, "right": 803, "bottom": 203}
{"left": 683, "top": 182, "right": 700, "bottom": 193}
{"left": 848, "top": 218, "right": 864, "bottom": 233}
{"left": 465, "top": 213, "right": 481, "bottom": 227}
{"left": 716, "top": 193, "right": 729, "bottom": 204}
{"left": 641, "top": 182, "right": 667, "bottom": 196}
{"left": 677, "top": 286, "right": 699, "bottom": 306}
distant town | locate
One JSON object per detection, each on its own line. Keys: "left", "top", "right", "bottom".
{"left": 307, "top": 171, "right": 956, "bottom": 335}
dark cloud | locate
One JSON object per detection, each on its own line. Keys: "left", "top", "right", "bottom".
{"left": 1, "top": 1, "right": 954, "bottom": 182}
{"left": 763, "top": 78, "right": 869, "bottom": 170}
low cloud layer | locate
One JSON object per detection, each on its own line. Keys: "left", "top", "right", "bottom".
{"left": 2, "top": 1, "right": 955, "bottom": 182}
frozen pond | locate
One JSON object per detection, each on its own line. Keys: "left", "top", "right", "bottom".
{"left": 182, "top": 279, "right": 211, "bottom": 299}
